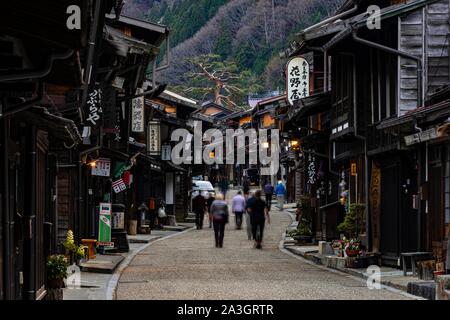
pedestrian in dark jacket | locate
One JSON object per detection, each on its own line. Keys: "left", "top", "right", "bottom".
{"left": 247, "top": 190, "right": 270, "bottom": 249}
{"left": 192, "top": 193, "right": 206, "bottom": 230}
{"left": 263, "top": 181, "right": 274, "bottom": 210}
{"left": 210, "top": 193, "right": 229, "bottom": 248}
{"left": 206, "top": 192, "right": 215, "bottom": 228}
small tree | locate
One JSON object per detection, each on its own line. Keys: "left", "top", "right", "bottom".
{"left": 337, "top": 203, "right": 366, "bottom": 238}
{"left": 297, "top": 196, "right": 313, "bottom": 236}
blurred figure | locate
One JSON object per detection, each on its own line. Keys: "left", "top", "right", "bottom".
{"left": 242, "top": 178, "right": 250, "bottom": 199}
{"left": 219, "top": 177, "right": 229, "bottom": 199}
{"left": 232, "top": 190, "right": 246, "bottom": 230}
{"left": 192, "top": 192, "right": 206, "bottom": 230}
{"left": 245, "top": 191, "right": 256, "bottom": 240}
{"left": 275, "top": 181, "right": 286, "bottom": 210}
{"left": 263, "top": 180, "right": 274, "bottom": 210}
{"left": 206, "top": 192, "right": 215, "bottom": 228}
{"left": 247, "top": 190, "right": 270, "bottom": 249}
{"left": 210, "top": 193, "right": 229, "bottom": 248}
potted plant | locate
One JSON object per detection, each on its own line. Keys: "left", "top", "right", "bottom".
{"left": 331, "top": 239, "right": 345, "bottom": 257}
{"left": 337, "top": 204, "right": 366, "bottom": 239}
{"left": 63, "top": 230, "right": 86, "bottom": 265}
{"left": 295, "top": 196, "right": 313, "bottom": 242}
{"left": 46, "top": 254, "right": 69, "bottom": 289}
{"left": 344, "top": 238, "right": 361, "bottom": 257}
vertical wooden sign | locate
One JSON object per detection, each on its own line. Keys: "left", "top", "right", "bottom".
{"left": 370, "top": 161, "right": 381, "bottom": 252}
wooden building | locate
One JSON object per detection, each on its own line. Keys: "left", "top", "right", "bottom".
{"left": 283, "top": 0, "right": 450, "bottom": 265}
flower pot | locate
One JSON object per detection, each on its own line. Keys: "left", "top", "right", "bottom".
{"left": 333, "top": 248, "right": 341, "bottom": 256}
{"left": 345, "top": 249, "right": 360, "bottom": 257}
{"left": 47, "top": 278, "right": 65, "bottom": 289}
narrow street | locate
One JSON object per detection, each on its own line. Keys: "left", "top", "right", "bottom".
{"left": 116, "top": 197, "right": 412, "bottom": 300}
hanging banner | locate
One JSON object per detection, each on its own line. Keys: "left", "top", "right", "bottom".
{"left": 287, "top": 56, "right": 310, "bottom": 106}
{"left": 91, "top": 158, "right": 111, "bottom": 177}
{"left": 112, "top": 178, "right": 127, "bottom": 193}
{"left": 370, "top": 161, "right": 381, "bottom": 252}
{"left": 161, "top": 144, "right": 172, "bottom": 161}
{"left": 148, "top": 120, "right": 161, "bottom": 156}
{"left": 98, "top": 203, "right": 113, "bottom": 247}
{"left": 86, "top": 86, "right": 103, "bottom": 127}
{"left": 131, "top": 88, "right": 145, "bottom": 133}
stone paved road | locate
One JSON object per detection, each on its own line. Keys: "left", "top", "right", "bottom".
{"left": 116, "top": 205, "right": 413, "bottom": 300}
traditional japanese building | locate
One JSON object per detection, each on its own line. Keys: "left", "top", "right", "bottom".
{"left": 283, "top": 0, "right": 450, "bottom": 265}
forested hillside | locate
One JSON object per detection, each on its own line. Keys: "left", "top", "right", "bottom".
{"left": 123, "top": 0, "right": 343, "bottom": 100}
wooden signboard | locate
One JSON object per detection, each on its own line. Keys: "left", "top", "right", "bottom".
{"left": 370, "top": 161, "right": 381, "bottom": 252}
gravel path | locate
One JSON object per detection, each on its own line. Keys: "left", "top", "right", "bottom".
{"left": 116, "top": 205, "right": 413, "bottom": 300}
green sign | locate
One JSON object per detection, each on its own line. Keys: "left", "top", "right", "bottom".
{"left": 98, "top": 203, "right": 113, "bottom": 246}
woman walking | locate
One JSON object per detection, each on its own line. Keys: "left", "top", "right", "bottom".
{"left": 210, "top": 193, "right": 229, "bottom": 248}
{"left": 247, "top": 190, "right": 270, "bottom": 249}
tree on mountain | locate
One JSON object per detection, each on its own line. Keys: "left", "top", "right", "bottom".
{"left": 182, "top": 54, "right": 262, "bottom": 109}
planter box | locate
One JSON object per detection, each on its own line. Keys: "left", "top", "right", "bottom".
{"left": 346, "top": 257, "right": 367, "bottom": 269}
{"left": 346, "top": 255, "right": 380, "bottom": 269}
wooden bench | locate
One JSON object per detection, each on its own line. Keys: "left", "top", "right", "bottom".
{"left": 400, "top": 252, "right": 434, "bottom": 276}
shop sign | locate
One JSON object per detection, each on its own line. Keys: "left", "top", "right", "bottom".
{"left": 307, "top": 154, "right": 316, "bottom": 185}
{"left": 86, "top": 86, "right": 103, "bottom": 127}
{"left": 148, "top": 120, "right": 161, "bottom": 155}
{"left": 370, "top": 162, "right": 381, "bottom": 252}
{"left": 404, "top": 127, "right": 438, "bottom": 146}
{"left": 98, "top": 203, "right": 113, "bottom": 247}
{"left": 287, "top": 56, "right": 310, "bottom": 106}
{"left": 162, "top": 144, "right": 171, "bottom": 161}
{"left": 112, "top": 178, "right": 127, "bottom": 193}
{"left": 351, "top": 162, "right": 357, "bottom": 176}
{"left": 131, "top": 88, "right": 145, "bottom": 133}
{"left": 91, "top": 158, "right": 111, "bottom": 177}
{"left": 112, "top": 211, "right": 125, "bottom": 230}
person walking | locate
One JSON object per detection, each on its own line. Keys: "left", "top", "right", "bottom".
{"left": 275, "top": 181, "right": 286, "bottom": 210}
{"left": 245, "top": 191, "right": 255, "bottom": 240}
{"left": 242, "top": 178, "right": 250, "bottom": 199}
{"left": 232, "top": 190, "right": 246, "bottom": 229}
{"left": 210, "top": 193, "right": 229, "bottom": 248}
{"left": 263, "top": 181, "right": 274, "bottom": 210}
{"left": 247, "top": 190, "right": 270, "bottom": 249}
{"left": 192, "top": 192, "right": 206, "bottom": 230}
{"left": 219, "top": 176, "right": 229, "bottom": 199}
{"left": 206, "top": 192, "right": 215, "bottom": 228}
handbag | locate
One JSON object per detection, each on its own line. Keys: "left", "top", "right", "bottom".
{"left": 158, "top": 207, "right": 167, "bottom": 218}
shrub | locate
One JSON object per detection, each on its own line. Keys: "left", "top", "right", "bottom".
{"left": 337, "top": 203, "right": 366, "bottom": 238}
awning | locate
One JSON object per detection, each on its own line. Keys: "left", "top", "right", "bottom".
{"left": 287, "top": 91, "right": 331, "bottom": 122}
{"left": 21, "top": 107, "right": 82, "bottom": 145}
{"left": 377, "top": 99, "right": 450, "bottom": 130}
{"left": 104, "top": 25, "right": 159, "bottom": 58}
{"left": 137, "top": 153, "right": 163, "bottom": 172}
{"left": 164, "top": 161, "right": 187, "bottom": 173}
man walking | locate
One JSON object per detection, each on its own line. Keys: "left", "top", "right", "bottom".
{"left": 247, "top": 190, "right": 270, "bottom": 249}
{"left": 232, "top": 190, "right": 246, "bottom": 229}
{"left": 263, "top": 181, "right": 274, "bottom": 210}
{"left": 206, "top": 192, "right": 215, "bottom": 228}
{"left": 275, "top": 181, "right": 286, "bottom": 210}
{"left": 245, "top": 191, "right": 255, "bottom": 240}
{"left": 192, "top": 192, "right": 206, "bottom": 230}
